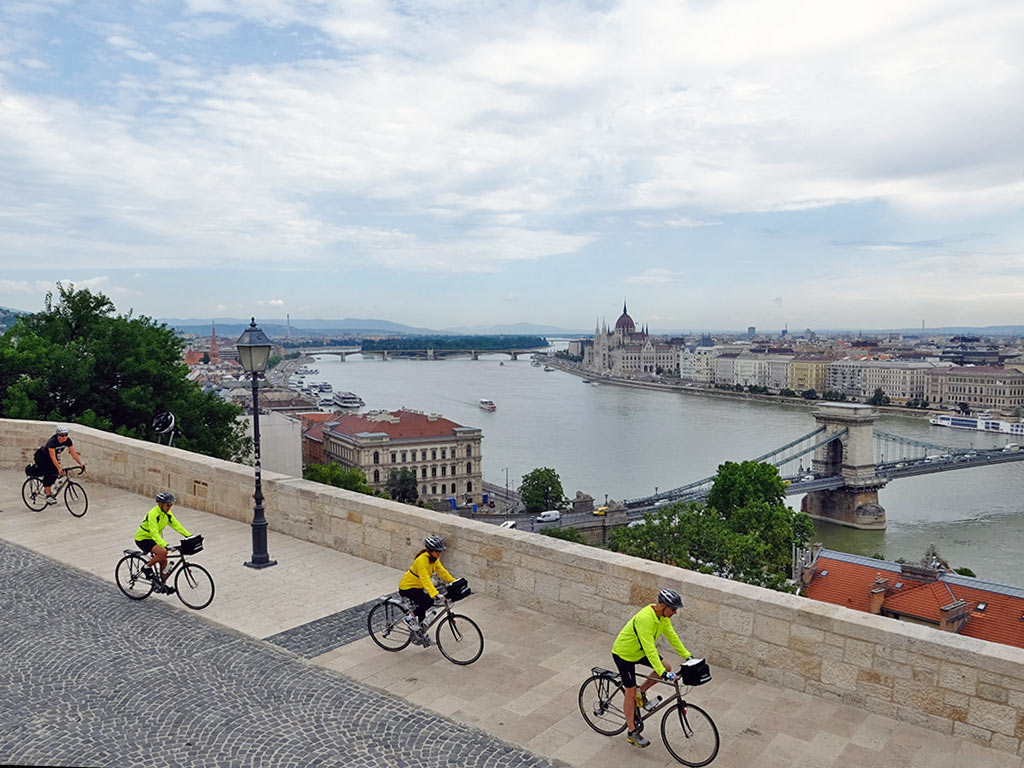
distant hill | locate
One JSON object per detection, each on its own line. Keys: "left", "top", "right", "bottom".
{"left": 162, "top": 317, "right": 441, "bottom": 337}
{"left": 441, "top": 322, "right": 590, "bottom": 336}
{"left": 0, "top": 305, "right": 26, "bottom": 332}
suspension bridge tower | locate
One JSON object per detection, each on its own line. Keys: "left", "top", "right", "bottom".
{"left": 802, "top": 403, "right": 888, "bottom": 529}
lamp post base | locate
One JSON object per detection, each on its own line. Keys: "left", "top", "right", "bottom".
{"left": 244, "top": 559, "right": 278, "bottom": 569}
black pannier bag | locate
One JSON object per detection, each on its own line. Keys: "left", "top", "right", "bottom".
{"left": 178, "top": 534, "right": 204, "bottom": 555}
{"left": 680, "top": 658, "right": 712, "bottom": 686}
{"left": 446, "top": 577, "right": 471, "bottom": 602}
{"left": 25, "top": 463, "right": 41, "bottom": 478}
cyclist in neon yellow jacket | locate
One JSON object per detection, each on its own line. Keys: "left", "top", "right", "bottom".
{"left": 398, "top": 534, "right": 456, "bottom": 647}
{"left": 611, "top": 588, "right": 692, "bottom": 748}
{"left": 134, "top": 492, "right": 191, "bottom": 595}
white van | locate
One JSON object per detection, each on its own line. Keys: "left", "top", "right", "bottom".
{"left": 535, "top": 510, "right": 561, "bottom": 523}
{"left": 499, "top": 520, "right": 518, "bottom": 529}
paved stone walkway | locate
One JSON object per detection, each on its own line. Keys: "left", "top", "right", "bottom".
{"left": 2, "top": 469, "right": 1022, "bottom": 768}
{"left": 0, "top": 540, "right": 556, "bottom": 768}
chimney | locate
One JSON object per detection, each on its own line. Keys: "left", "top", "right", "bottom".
{"left": 869, "top": 576, "right": 888, "bottom": 614}
{"left": 938, "top": 599, "right": 969, "bottom": 632}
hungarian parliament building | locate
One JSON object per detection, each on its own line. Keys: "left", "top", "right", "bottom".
{"left": 579, "top": 303, "right": 683, "bottom": 377}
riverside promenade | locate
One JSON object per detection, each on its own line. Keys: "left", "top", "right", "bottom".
{"left": 1, "top": 468, "right": 1021, "bottom": 768}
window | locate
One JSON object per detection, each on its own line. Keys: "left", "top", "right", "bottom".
{"left": 431, "top": 449, "right": 437, "bottom": 460}
{"left": 390, "top": 452, "right": 396, "bottom": 464}
{"left": 431, "top": 466, "right": 437, "bottom": 477}
{"left": 373, "top": 451, "right": 379, "bottom": 465}
{"left": 441, "top": 448, "right": 447, "bottom": 459}
{"left": 451, "top": 464, "right": 456, "bottom": 475}
{"left": 441, "top": 483, "right": 447, "bottom": 494}
{"left": 467, "top": 481, "right": 473, "bottom": 492}
{"left": 466, "top": 461, "right": 472, "bottom": 474}
{"left": 431, "top": 485, "right": 437, "bottom": 495}
{"left": 441, "top": 466, "right": 447, "bottom": 476}
{"left": 466, "top": 445, "right": 472, "bottom": 457}
{"left": 421, "top": 485, "right": 427, "bottom": 495}
{"left": 373, "top": 469, "right": 380, "bottom": 483}
{"left": 401, "top": 451, "right": 407, "bottom": 463}
{"left": 421, "top": 450, "right": 427, "bottom": 461}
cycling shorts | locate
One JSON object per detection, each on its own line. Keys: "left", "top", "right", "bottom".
{"left": 135, "top": 539, "right": 159, "bottom": 554}
{"left": 613, "top": 652, "right": 659, "bottom": 689}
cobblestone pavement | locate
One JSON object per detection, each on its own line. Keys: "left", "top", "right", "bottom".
{"left": 264, "top": 598, "right": 381, "bottom": 658}
{"left": 0, "top": 540, "right": 558, "bottom": 768}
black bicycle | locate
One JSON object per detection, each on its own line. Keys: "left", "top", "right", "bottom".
{"left": 367, "top": 578, "right": 483, "bottom": 665}
{"left": 22, "top": 465, "right": 88, "bottom": 517}
{"left": 114, "top": 535, "right": 215, "bottom": 610}
{"left": 578, "top": 658, "right": 719, "bottom": 766}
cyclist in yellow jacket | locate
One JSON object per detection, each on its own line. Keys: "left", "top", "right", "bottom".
{"left": 135, "top": 492, "right": 191, "bottom": 594}
{"left": 612, "top": 588, "right": 692, "bottom": 748}
{"left": 398, "top": 534, "right": 456, "bottom": 647}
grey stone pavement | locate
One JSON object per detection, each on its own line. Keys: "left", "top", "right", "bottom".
{"left": 1, "top": 469, "right": 1022, "bottom": 768}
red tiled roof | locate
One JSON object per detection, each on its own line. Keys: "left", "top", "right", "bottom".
{"left": 804, "top": 552, "right": 1024, "bottom": 650}
{"left": 324, "top": 410, "right": 468, "bottom": 440}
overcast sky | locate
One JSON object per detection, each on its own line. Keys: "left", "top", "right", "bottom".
{"left": 1, "top": 0, "right": 1022, "bottom": 332}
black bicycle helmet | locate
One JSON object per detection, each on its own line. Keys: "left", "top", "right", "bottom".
{"left": 423, "top": 534, "right": 446, "bottom": 551}
{"left": 155, "top": 492, "right": 175, "bottom": 504}
{"left": 658, "top": 588, "right": 683, "bottom": 609}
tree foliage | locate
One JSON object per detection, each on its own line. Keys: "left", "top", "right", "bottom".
{"left": 386, "top": 467, "right": 419, "bottom": 504}
{"left": 867, "top": 388, "right": 891, "bottom": 406}
{"left": 519, "top": 467, "right": 565, "bottom": 514}
{"left": 305, "top": 462, "right": 382, "bottom": 496}
{"left": 609, "top": 461, "right": 814, "bottom": 591}
{"left": 0, "top": 283, "right": 248, "bottom": 460}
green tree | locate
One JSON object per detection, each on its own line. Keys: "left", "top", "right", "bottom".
{"left": 610, "top": 461, "right": 814, "bottom": 591}
{"left": 304, "top": 462, "right": 381, "bottom": 496}
{"left": 867, "top": 388, "right": 890, "bottom": 406}
{"left": 519, "top": 467, "right": 565, "bottom": 514}
{"left": 801, "top": 389, "right": 818, "bottom": 400}
{"left": 0, "top": 283, "right": 248, "bottom": 460}
{"left": 386, "top": 467, "right": 419, "bottom": 504}
{"left": 822, "top": 389, "right": 848, "bottom": 402}
{"left": 779, "top": 388, "right": 796, "bottom": 398}
{"left": 540, "top": 526, "right": 586, "bottom": 544}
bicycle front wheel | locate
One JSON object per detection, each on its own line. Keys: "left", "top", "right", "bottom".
{"left": 435, "top": 613, "right": 483, "bottom": 665}
{"left": 115, "top": 554, "right": 154, "bottom": 600}
{"left": 661, "top": 701, "right": 720, "bottom": 767}
{"left": 578, "top": 674, "right": 628, "bottom": 735}
{"left": 175, "top": 563, "right": 215, "bottom": 609}
{"left": 367, "top": 600, "right": 413, "bottom": 651}
{"left": 22, "top": 477, "right": 48, "bottom": 511}
{"left": 64, "top": 480, "right": 88, "bottom": 517}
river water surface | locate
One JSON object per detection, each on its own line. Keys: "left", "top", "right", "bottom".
{"left": 306, "top": 351, "right": 1024, "bottom": 585}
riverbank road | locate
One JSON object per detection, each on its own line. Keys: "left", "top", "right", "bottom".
{"left": 1, "top": 469, "right": 1020, "bottom": 768}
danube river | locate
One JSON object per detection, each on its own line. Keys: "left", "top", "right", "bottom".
{"left": 306, "top": 350, "right": 1024, "bottom": 585}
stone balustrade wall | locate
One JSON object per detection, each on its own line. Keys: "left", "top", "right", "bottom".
{"left": 3, "top": 418, "right": 1022, "bottom": 755}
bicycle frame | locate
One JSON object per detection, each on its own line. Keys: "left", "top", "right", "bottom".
{"left": 594, "top": 670, "right": 691, "bottom": 729}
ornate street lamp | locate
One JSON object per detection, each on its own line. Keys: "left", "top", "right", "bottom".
{"left": 236, "top": 317, "right": 277, "bottom": 569}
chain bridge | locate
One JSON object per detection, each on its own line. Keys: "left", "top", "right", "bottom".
{"left": 624, "top": 403, "right": 1024, "bottom": 530}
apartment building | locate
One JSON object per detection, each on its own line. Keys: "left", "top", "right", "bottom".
{"left": 925, "top": 366, "right": 1024, "bottom": 412}
{"left": 320, "top": 409, "right": 484, "bottom": 505}
{"left": 859, "top": 361, "right": 945, "bottom": 404}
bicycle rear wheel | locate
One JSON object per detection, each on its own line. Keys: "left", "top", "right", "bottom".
{"left": 578, "top": 674, "right": 628, "bottom": 735}
{"left": 435, "top": 613, "right": 483, "bottom": 665}
{"left": 64, "top": 480, "right": 88, "bottom": 517}
{"left": 115, "top": 554, "right": 154, "bottom": 600}
{"left": 175, "top": 562, "right": 215, "bottom": 609}
{"left": 661, "top": 701, "right": 719, "bottom": 767}
{"left": 22, "top": 477, "right": 47, "bottom": 511}
{"left": 367, "top": 600, "right": 414, "bottom": 651}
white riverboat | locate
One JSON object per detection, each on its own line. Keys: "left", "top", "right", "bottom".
{"left": 478, "top": 399, "right": 496, "bottom": 411}
{"left": 333, "top": 391, "right": 365, "bottom": 408}
{"left": 929, "top": 415, "right": 1024, "bottom": 435}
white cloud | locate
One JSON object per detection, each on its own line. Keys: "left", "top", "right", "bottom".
{"left": 626, "top": 268, "right": 685, "bottom": 287}
{"left": 269, "top": 298, "right": 284, "bottom": 305}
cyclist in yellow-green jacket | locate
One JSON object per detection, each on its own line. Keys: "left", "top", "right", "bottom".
{"left": 134, "top": 492, "right": 191, "bottom": 595}
{"left": 612, "top": 588, "right": 692, "bottom": 748}
{"left": 398, "top": 534, "right": 456, "bottom": 647}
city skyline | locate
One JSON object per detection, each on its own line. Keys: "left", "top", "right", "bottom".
{"left": 1, "top": 1, "right": 1022, "bottom": 330}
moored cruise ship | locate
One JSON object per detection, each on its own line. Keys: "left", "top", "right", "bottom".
{"left": 332, "top": 391, "right": 365, "bottom": 408}
{"left": 929, "top": 415, "right": 1024, "bottom": 435}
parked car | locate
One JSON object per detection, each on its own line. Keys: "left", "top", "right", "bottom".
{"left": 535, "top": 510, "right": 561, "bottom": 523}
{"left": 499, "top": 520, "right": 518, "bottom": 529}
{"left": 592, "top": 506, "right": 609, "bottom": 516}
